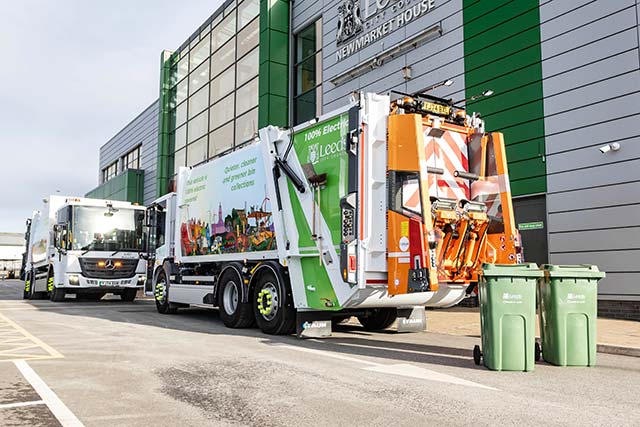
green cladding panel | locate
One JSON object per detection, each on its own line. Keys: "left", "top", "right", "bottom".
{"left": 463, "top": 0, "right": 547, "bottom": 196}
{"left": 156, "top": 50, "right": 177, "bottom": 198}
{"left": 259, "top": 0, "right": 290, "bottom": 128}
{"left": 85, "top": 169, "right": 145, "bottom": 204}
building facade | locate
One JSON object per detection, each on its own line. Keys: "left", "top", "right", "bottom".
{"left": 0, "top": 232, "right": 25, "bottom": 279}
{"left": 88, "top": 0, "right": 640, "bottom": 316}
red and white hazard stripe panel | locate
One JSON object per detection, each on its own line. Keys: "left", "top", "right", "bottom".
{"left": 425, "top": 127, "right": 470, "bottom": 200}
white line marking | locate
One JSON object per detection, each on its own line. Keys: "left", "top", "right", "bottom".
{"left": 280, "top": 344, "right": 495, "bottom": 390}
{"left": 365, "top": 364, "right": 496, "bottom": 390}
{"left": 0, "top": 313, "right": 63, "bottom": 359}
{"left": 14, "top": 360, "right": 85, "bottom": 427}
{"left": 0, "top": 400, "right": 45, "bottom": 409}
{"left": 280, "top": 344, "right": 380, "bottom": 366}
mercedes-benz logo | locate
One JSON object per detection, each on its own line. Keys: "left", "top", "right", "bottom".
{"left": 104, "top": 260, "right": 115, "bottom": 270}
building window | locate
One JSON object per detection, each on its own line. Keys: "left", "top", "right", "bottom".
{"left": 294, "top": 20, "right": 323, "bottom": 125}
{"left": 122, "top": 146, "right": 141, "bottom": 171}
{"left": 102, "top": 161, "right": 118, "bottom": 183}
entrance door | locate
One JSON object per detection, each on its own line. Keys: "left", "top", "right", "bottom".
{"left": 512, "top": 195, "right": 548, "bottom": 265}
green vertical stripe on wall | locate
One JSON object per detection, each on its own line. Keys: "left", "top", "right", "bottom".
{"left": 157, "top": 50, "right": 176, "bottom": 198}
{"left": 463, "top": 0, "right": 546, "bottom": 196}
{"left": 259, "top": 0, "right": 290, "bottom": 128}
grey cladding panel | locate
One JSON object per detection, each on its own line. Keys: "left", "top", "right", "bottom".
{"left": 548, "top": 204, "right": 640, "bottom": 233}
{"left": 539, "top": 0, "right": 635, "bottom": 41}
{"left": 548, "top": 182, "right": 640, "bottom": 213}
{"left": 545, "top": 114, "right": 640, "bottom": 154}
{"left": 544, "top": 72, "right": 640, "bottom": 116}
{"left": 547, "top": 158, "right": 640, "bottom": 194}
{"left": 550, "top": 250, "right": 640, "bottom": 273}
{"left": 542, "top": 51, "right": 640, "bottom": 99}
{"left": 540, "top": 29, "right": 638, "bottom": 79}
{"left": 540, "top": 7, "right": 637, "bottom": 59}
{"left": 548, "top": 227, "right": 640, "bottom": 253}
{"left": 547, "top": 136, "right": 640, "bottom": 174}
{"left": 543, "top": 93, "right": 640, "bottom": 136}
{"left": 593, "top": 273, "right": 640, "bottom": 298}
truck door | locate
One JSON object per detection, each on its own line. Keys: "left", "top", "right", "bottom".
{"left": 144, "top": 202, "right": 167, "bottom": 293}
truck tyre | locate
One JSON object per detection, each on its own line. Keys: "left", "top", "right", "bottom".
{"left": 155, "top": 270, "right": 177, "bottom": 314}
{"left": 252, "top": 268, "right": 295, "bottom": 335}
{"left": 357, "top": 308, "right": 397, "bottom": 331}
{"left": 218, "top": 269, "right": 253, "bottom": 328}
{"left": 120, "top": 288, "right": 137, "bottom": 302}
{"left": 23, "top": 271, "right": 33, "bottom": 300}
{"left": 49, "top": 286, "right": 66, "bottom": 302}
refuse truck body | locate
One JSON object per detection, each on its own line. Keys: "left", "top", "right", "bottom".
{"left": 23, "top": 196, "right": 147, "bottom": 302}
{"left": 145, "top": 92, "right": 521, "bottom": 336}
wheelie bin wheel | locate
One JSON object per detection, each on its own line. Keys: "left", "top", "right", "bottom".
{"left": 473, "top": 345, "right": 482, "bottom": 366}
{"left": 535, "top": 341, "right": 541, "bottom": 362}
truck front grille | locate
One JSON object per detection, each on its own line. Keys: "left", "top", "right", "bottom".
{"left": 79, "top": 258, "right": 138, "bottom": 279}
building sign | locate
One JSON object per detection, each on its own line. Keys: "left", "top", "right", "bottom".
{"left": 518, "top": 221, "right": 544, "bottom": 231}
{"left": 336, "top": 0, "right": 436, "bottom": 62}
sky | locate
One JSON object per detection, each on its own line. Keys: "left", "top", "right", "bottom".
{"left": 0, "top": 0, "right": 223, "bottom": 233}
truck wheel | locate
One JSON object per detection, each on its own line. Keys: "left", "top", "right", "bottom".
{"left": 155, "top": 270, "right": 177, "bottom": 314}
{"left": 49, "top": 286, "right": 66, "bottom": 302}
{"left": 357, "top": 308, "right": 397, "bottom": 331}
{"left": 535, "top": 341, "right": 542, "bottom": 362}
{"left": 252, "top": 268, "right": 295, "bottom": 335}
{"left": 23, "top": 271, "right": 33, "bottom": 299}
{"left": 120, "top": 288, "right": 137, "bottom": 302}
{"left": 218, "top": 269, "right": 253, "bottom": 328}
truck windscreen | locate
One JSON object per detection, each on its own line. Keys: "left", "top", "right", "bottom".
{"left": 71, "top": 207, "right": 144, "bottom": 252}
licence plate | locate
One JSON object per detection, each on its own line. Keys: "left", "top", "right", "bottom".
{"left": 422, "top": 101, "right": 451, "bottom": 116}
{"left": 98, "top": 281, "right": 110, "bottom": 287}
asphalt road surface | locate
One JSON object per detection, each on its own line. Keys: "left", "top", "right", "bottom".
{"left": 0, "top": 279, "right": 638, "bottom": 427}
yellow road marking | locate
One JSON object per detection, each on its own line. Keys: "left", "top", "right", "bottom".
{"left": 0, "top": 312, "right": 63, "bottom": 362}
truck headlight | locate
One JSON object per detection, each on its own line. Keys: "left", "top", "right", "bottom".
{"left": 137, "top": 275, "right": 146, "bottom": 285}
{"left": 69, "top": 275, "right": 80, "bottom": 286}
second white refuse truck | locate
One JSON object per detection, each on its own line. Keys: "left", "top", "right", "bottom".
{"left": 145, "top": 92, "right": 521, "bottom": 336}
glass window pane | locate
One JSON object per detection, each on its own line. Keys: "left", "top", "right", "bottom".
{"left": 211, "top": 38, "right": 236, "bottom": 78}
{"left": 189, "top": 85, "right": 209, "bottom": 119}
{"left": 237, "top": 18, "right": 259, "bottom": 58}
{"left": 210, "top": 95, "right": 235, "bottom": 129}
{"left": 177, "top": 55, "right": 189, "bottom": 81}
{"left": 188, "top": 110, "right": 209, "bottom": 143}
{"left": 296, "top": 55, "right": 316, "bottom": 94}
{"left": 210, "top": 65, "right": 235, "bottom": 104}
{"left": 187, "top": 136, "right": 208, "bottom": 166}
{"left": 210, "top": 13, "right": 222, "bottom": 29}
{"left": 235, "top": 108, "right": 258, "bottom": 146}
{"left": 175, "top": 124, "right": 187, "bottom": 150}
{"left": 296, "top": 24, "right": 317, "bottom": 63}
{"left": 209, "top": 122, "right": 234, "bottom": 157}
{"left": 236, "top": 47, "right": 258, "bottom": 86}
{"left": 174, "top": 147, "right": 186, "bottom": 171}
{"left": 189, "top": 59, "right": 210, "bottom": 95}
{"left": 190, "top": 36, "right": 210, "bottom": 70}
{"left": 238, "top": 0, "right": 259, "bottom": 30}
{"left": 176, "top": 101, "right": 187, "bottom": 127}
{"left": 212, "top": 13, "right": 236, "bottom": 52}
{"left": 295, "top": 90, "right": 317, "bottom": 124}
{"left": 176, "top": 78, "right": 188, "bottom": 105}
{"left": 236, "top": 77, "right": 258, "bottom": 115}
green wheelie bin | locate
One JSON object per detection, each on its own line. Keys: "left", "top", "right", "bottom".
{"left": 473, "top": 263, "right": 542, "bottom": 371}
{"left": 536, "top": 265, "right": 605, "bottom": 367}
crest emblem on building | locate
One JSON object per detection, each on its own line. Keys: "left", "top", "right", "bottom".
{"left": 336, "top": 0, "right": 363, "bottom": 44}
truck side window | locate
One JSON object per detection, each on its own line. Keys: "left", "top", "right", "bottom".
{"left": 157, "top": 211, "right": 166, "bottom": 247}
{"left": 389, "top": 171, "right": 422, "bottom": 218}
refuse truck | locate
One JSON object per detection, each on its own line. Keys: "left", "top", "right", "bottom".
{"left": 144, "top": 91, "right": 521, "bottom": 336}
{"left": 23, "top": 196, "right": 147, "bottom": 302}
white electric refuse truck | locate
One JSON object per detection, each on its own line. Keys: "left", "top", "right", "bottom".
{"left": 144, "top": 92, "right": 521, "bottom": 336}
{"left": 23, "top": 196, "right": 147, "bottom": 302}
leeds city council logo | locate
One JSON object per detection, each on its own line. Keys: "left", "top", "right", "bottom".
{"left": 336, "top": 0, "right": 363, "bottom": 44}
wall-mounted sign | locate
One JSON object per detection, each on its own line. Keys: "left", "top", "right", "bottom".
{"left": 336, "top": 0, "right": 436, "bottom": 62}
{"left": 518, "top": 221, "right": 544, "bottom": 231}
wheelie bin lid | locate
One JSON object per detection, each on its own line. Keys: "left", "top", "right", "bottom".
{"left": 481, "top": 263, "right": 544, "bottom": 277}
{"left": 541, "top": 264, "right": 606, "bottom": 279}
